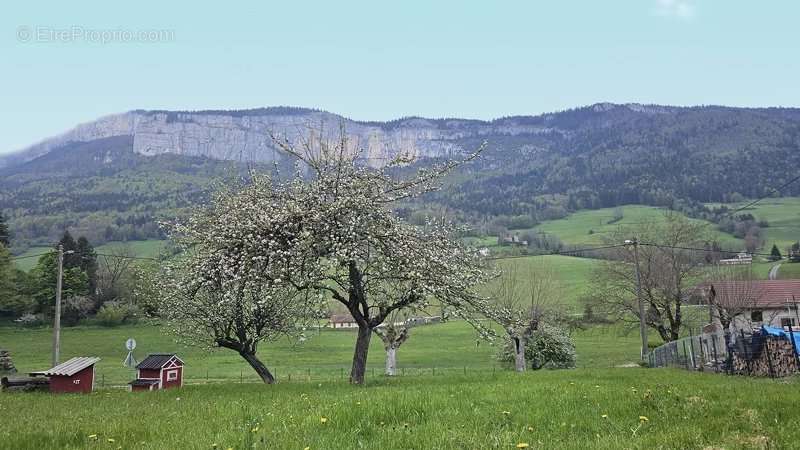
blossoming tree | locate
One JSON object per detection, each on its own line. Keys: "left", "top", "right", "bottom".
{"left": 267, "top": 130, "right": 496, "bottom": 384}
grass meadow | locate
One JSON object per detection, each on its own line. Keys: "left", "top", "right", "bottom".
{"left": 1, "top": 367, "right": 798, "bottom": 449}
{"left": 707, "top": 197, "right": 800, "bottom": 252}
{"left": 531, "top": 205, "right": 743, "bottom": 249}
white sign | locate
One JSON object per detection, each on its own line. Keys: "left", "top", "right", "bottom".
{"left": 126, "top": 338, "right": 137, "bottom": 351}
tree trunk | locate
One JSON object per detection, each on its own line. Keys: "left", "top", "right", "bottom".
{"left": 513, "top": 336, "right": 526, "bottom": 372}
{"left": 239, "top": 350, "right": 276, "bottom": 384}
{"left": 385, "top": 346, "right": 397, "bottom": 376}
{"left": 350, "top": 325, "right": 372, "bottom": 384}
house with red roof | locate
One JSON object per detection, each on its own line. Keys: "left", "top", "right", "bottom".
{"left": 702, "top": 280, "right": 800, "bottom": 331}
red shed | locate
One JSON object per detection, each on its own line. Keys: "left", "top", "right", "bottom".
{"left": 33, "top": 357, "right": 100, "bottom": 393}
{"left": 129, "top": 353, "right": 184, "bottom": 391}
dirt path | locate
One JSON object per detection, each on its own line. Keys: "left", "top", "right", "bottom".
{"left": 769, "top": 263, "right": 782, "bottom": 280}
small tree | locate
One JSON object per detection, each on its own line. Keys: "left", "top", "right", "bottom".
{"left": 589, "top": 213, "right": 708, "bottom": 342}
{"left": 160, "top": 179, "right": 327, "bottom": 384}
{"left": 0, "top": 212, "right": 9, "bottom": 247}
{"left": 770, "top": 244, "right": 782, "bottom": 261}
{"left": 373, "top": 312, "right": 412, "bottom": 376}
{"left": 491, "top": 262, "right": 561, "bottom": 372}
{"left": 497, "top": 323, "right": 575, "bottom": 370}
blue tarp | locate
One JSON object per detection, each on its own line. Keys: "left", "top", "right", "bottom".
{"left": 762, "top": 326, "right": 800, "bottom": 355}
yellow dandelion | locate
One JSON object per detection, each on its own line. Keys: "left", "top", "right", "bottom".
{"left": 88, "top": 434, "right": 98, "bottom": 440}
{"left": 379, "top": 421, "right": 385, "bottom": 426}
{"left": 356, "top": 401, "right": 361, "bottom": 406}
{"left": 601, "top": 414, "right": 608, "bottom": 419}
{"left": 107, "top": 438, "right": 115, "bottom": 443}
{"left": 516, "top": 443, "right": 530, "bottom": 449}
{"left": 527, "top": 426, "right": 534, "bottom": 432}
{"left": 251, "top": 426, "right": 259, "bottom": 433}
{"left": 304, "top": 447, "right": 311, "bottom": 450}
{"left": 502, "top": 411, "right": 511, "bottom": 415}
{"left": 639, "top": 416, "right": 649, "bottom": 422}
{"left": 320, "top": 417, "right": 328, "bottom": 424}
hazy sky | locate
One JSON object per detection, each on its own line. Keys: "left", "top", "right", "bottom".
{"left": 2, "top": 0, "right": 799, "bottom": 153}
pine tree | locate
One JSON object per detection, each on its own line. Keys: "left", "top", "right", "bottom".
{"left": 76, "top": 236, "right": 98, "bottom": 296}
{"left": 770, "top": 244, "right": 782, "bottom": 261}
{"left": 0, "top": 212, "right": 9, "bottom": 247}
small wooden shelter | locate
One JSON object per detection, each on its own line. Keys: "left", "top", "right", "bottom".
{"left": 129, "top": 353, "right": 184, "bottom": 391}
{"left": 33, "top": 357, "right": 100, "bottom": 393}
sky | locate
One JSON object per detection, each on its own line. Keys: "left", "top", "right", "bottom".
{"left": 1, "top": 0, "right": 799, "bottom": 153}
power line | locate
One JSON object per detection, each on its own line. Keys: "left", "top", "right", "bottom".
{"left": 637, "top": 242, "right": 776, "bottom": 258}
{"left": 12, "top": 251, "right": 160, "bottom": 262}
{"left": 487, "top": 243, "right": 628, "bottom": 261}
{"left": 723, "top": 173, "right": 800, "bottom": 218}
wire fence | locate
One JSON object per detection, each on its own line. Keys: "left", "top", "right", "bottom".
{"left": 648, "top": 327, "right": 800, "bottom": 378}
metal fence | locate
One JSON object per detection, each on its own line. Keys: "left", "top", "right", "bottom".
{"left": 648, "top": 328, "right": 800, "bottom": 378}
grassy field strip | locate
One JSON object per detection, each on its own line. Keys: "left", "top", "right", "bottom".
{"left": 1, "top": 369, "right": 798, "bottom": 449}
{"left": 0, "top": 321, "right": 647, "bottom": 387}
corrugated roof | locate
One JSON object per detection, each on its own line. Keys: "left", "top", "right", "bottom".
{"left": 136, "top": 353, "right": 183, "bottom": 369}
{"left": 708, "top": 280, "right": 800, "bottom": 307}
{"left": 42, "top": 357, "right": 100, "bottom": 376}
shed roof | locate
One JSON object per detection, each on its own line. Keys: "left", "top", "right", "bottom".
{"left": 136, "top": 353, "right": 184, "bottom": 369}
{"left": 39, "top": 357, "right": 100, "bottom": 376}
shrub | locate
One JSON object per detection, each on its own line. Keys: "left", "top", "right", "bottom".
{"left": 61, "top": 296, "right": 93, "bottom": 326}
{"left": 14, "top": 313, "right": 45, "bottom": 328}
{"left": 497, "top": 323, "right": 576, "bottom": 370}
{"left": 95, "top": 301, "right": 141, "bottom": 327}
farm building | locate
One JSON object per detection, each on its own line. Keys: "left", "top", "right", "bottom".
{"left": 33, "top": 357, "right": 100, "bottom": 393}
{"left": 129, "top": 353, "right": 184, "bottom": 391}
{"left": 704, "top": 280, "right": 800, "bottom": 330}
{"left": 329, "top": 313, "right": 358, "bottom": 329}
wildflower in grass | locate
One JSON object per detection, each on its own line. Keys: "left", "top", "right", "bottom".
{"left": 527, "top": 426, "right": 534, "bottom": 432}
{"left": 320, "top": 417, "right": 328, "bottom": 424}
{"left": 639, "top": 416, "right": 649, "bottom": 422}
{"left": 88, "top": 434, "right": 98, "bottom": 440}
{"left": 516, "top": 443, "right": 529, "bottom": 448}
{"left": 251, "top": 426, "right": 259, "bottom": 433}
{"left": 502, "top": 411, "right": 511, "bottom": 415}
{"left": 107, "top": 438, "right": 115, "bottom": 443}
{"left": 601, "top": 414, "right": 608, "bottom": 419}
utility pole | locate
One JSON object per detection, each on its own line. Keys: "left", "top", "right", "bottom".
{"left": 626, "top": 239, "right": 648, "bottom": 360}
{"left": 52, "top": 245, "right": 64, "bottom": 367}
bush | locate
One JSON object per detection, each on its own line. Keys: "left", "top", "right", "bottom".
{"left": 95, "top": 301, "right": 141, "bottom": 327}
{"left": 61, "top": 296, "right": 93, "bottom": 326}
{"left": 497, "top": 323, "right": 576, "bottom": 370}
{"left": 14, "top": 313, "right": 45, "bottom": 328}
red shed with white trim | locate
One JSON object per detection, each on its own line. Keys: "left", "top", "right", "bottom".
{"left": 129, "top": 353, "right": 184, "bottom": 391}
{"left": 33, "top": 357, "right": 100, "bottom": 393}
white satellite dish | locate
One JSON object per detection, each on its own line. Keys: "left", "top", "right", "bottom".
{"left": 126, "top": 338, "right": 137, "bottom": 351}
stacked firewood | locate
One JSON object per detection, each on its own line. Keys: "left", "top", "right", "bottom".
{"left": 733, "top": 337, "right": 799, "bottom": 377}
{"left": 0, "top": 349, "right": 16, "bottom": 374}
{"left": 1, "top": 376, "right": 49, "bottom": 392}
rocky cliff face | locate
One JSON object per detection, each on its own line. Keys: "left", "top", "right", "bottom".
{"left": 1, "top": 107, "right": 561, "bottom": 168}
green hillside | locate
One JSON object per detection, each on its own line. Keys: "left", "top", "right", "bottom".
{"left": 12, "top": 239, "right": 166, "bottom": 272}
{"left": 530, "top": 205, "right": 742, "bottom": 248}
{"left": 707, "top": 197, "right": 800, "bottom": 252}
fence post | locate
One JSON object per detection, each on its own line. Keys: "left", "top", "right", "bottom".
{"left": 683, "top": 341, "right": 689, "bottom": 370}
{"left": 711, "top": 338, "right": 719, "bottom": 373}
{"left": 788, "top": 328, "right": 800, "bottom": 372}
{"left": 688, "top": 337, "right": 696, "bottom": 369}
{"left": 740, "top": 330, "right": 751, "bottom": 376}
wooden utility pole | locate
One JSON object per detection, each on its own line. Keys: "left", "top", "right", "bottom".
{"left": 627, "top": 239, "right": 648, "bottom": 360}
{"left": 52, "top": 245, "right": 64, "bottom": 367}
